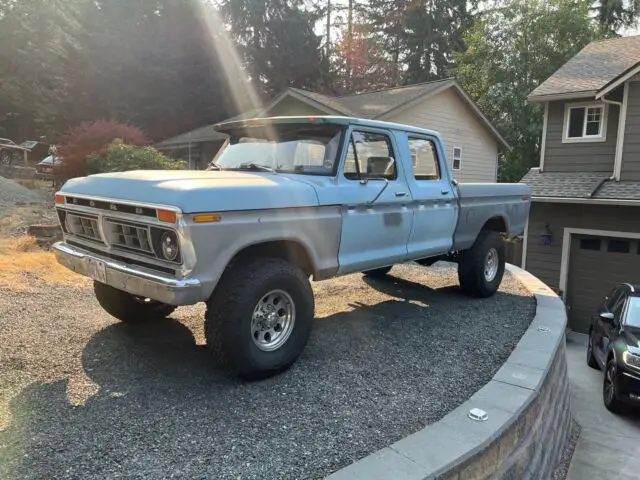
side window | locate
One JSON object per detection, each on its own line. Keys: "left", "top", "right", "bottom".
{"left": 604, "top": 286, "right": 623, "bottom": 312}
{"left": 613, "top": 297, "right": 627, "bottom": 323}
{"left": 452, "top": 147, "right": 462, "bottom": 171}
{"left": 408, "top": 137, "right": 440, "bottom": 180}
{"left": 344, "top": 131, "right": 396, "bottom": 180}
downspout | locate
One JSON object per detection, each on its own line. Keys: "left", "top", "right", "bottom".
{"left": 601, "top": 82, "right": 628, "bottom": 181}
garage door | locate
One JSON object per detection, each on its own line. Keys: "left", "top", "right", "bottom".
{"left": 567, "top": 235, "right": 640, "bottom": 333}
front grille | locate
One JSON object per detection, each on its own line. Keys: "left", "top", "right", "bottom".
{"left": 65, "top": 213, "right": 102, "bottom": 242}
{"left": 104, "top": 219, "right": 154, "bottom": 254}
{"left": 66, "top": 240, "right": 177, "bottom": 275}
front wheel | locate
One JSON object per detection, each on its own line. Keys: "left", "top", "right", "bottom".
{"left": 457, "top": 231, "right": 505, "bottom": 298}
{"left": 205, "top": 258, "right": 314, "bottom": 379}
{"left": 93, "top": 281, "right": 176, "bottom": 323}
{"left": 603, "top": 359, "right": 626, "bottom": 414}
{"left": 587, "top": 330, "right": 600, "bottom": 369}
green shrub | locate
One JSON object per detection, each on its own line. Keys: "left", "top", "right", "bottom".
{"left": 86, "top": 140, "right": 186, "bottom": 175}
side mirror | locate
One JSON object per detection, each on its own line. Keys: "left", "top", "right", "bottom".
{"left": 600, "top": 312, "right": 615, "bottom": 324}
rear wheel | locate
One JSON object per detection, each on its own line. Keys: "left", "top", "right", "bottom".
{"left": 93, "top": 281, "right": 176, "bottom": 323}
{"left": 603, "top": 359, "right": 626, "bottom": 414}
{"left": 205, "top": 257, "right": 314, "bottom": 379}
{"left": 587, "top": 330, "right": 600, "bottom": 369}
{"left": 362, "top": 266, "right": 392, "bottom": 278}
{"left": 457, "top": 231, "right": 505, "bottom": 298}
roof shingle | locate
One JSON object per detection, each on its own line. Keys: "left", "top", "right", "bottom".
{"left": 593, "top": 180, "right": 640, "bottom": 200}
{"left": 520, "top": 169, "right": 609, "bottom": 198}
{"left": 529, "top": 35, "right": 640, "bottom": 100}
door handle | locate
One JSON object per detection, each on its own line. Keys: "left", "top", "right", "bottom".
{"left": 441, "top": 189, "right": 450, "bottom": 195}
{"left": 395, "top": 191, "right": 407, "bottom": 197}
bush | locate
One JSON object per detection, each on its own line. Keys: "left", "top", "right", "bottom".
{"left": 86, "top": 140, "right": 186, "bottom": 174}
{"left": 56, "top": 121, "right": 149, "bottom": 180}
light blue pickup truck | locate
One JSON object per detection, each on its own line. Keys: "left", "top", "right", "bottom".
{"left": 53, "top": 116, "right": 531, "bottom": 378}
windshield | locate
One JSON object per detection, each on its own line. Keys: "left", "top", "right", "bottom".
{"left": 627, "top": 296, "right": 640, "bottom": 328}
{"left": 211, "top": 124, "right": 344, "bottom": 175}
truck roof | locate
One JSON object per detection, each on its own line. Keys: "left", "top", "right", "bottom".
{"left": 213, "top": 115, "right": 442, "bottom": 139}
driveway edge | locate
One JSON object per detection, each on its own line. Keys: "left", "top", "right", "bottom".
{"left": 326, "top": 264, "right": 571, "bottom": 480}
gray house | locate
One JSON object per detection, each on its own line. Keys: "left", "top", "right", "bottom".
{"left": 522, "top": 35, "right": 640, "bottom": 333}
{"left": 157, "top": 79, "right": 510, "bottom": 181}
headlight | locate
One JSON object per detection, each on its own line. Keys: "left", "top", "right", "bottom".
{"left": 160, "top": 230, "right": 179, "bottom": 261}
{"left": 150, "top": 227, "right": 181, "bottom": 263}
{"left": 622, "top": 351, "right": 640, "bottom": 370}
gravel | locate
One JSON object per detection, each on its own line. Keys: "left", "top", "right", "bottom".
{"left": 0, "top": 175, "right": 45, "bottom": 205}
{"left": 0, "top": 263, "right": 535, "bottom": 480}
{"left": 552, "top": 419, "right": 581, "bottom": 480}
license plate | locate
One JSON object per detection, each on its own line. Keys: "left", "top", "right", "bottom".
{"left": 86, "top": 258, "right": 107, "bottom": 283}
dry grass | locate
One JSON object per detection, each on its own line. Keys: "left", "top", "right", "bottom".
{"left": 0, "top": 236, "right": 88, "bottom": 292}
{"left": 14, "top": 178, "right": 54, "bottom": 192}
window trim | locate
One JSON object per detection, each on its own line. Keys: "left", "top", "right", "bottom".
{"left": 562, "top": 102, "right": 608, "bottom": 143}
{"left": 452, "top": 146, "right": 462, "bottom": 171}
{"left": 408, "top": 135, "right": 441, "bottom": 181}
{"left": 342, "top": 128, "right": 398, "bottom": 181}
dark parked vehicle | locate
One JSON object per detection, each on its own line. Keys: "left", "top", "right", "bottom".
{"left": 587, "top": 283, "right": 640, "bottom": 413}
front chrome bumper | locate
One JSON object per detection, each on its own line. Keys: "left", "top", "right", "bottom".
{"left": 52, "top": 242, "right": 203, "bottom": 305}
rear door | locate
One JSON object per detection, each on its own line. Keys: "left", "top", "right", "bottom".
{"left": 336, "top": 128, "right": 413, "bottom": 274}
{"left": 400, "top": 133, "right": 457, "bottom": 259}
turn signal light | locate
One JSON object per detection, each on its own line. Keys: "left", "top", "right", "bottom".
{"left": 157, "top": 209, "right": 177, "bottom": 223}
{"left": 193, "top": 213, "right": 221, "bottom": 223}
{"left": 55, "top": 194, "right": 65, "bottom": 204}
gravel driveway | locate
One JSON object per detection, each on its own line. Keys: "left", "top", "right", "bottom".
{"left": 0, "top": 263, "right": 534, "bottom": 480}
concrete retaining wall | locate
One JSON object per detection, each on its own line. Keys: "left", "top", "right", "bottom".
{"left": 327, "top": 265, "right": 571, "bottom": 480}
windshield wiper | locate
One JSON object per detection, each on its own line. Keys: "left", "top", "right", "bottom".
{"left": 207, "top": 163, "right": 223, "bottom": 171}
{"left": 235, "top": 162, "right": 276, "bottom": 172}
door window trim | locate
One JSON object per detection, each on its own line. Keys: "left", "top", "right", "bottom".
{"left": 342, "top": 127, "right": 399, "bottom": 181}
{"left": 407, "top": 135, "right": 441, "bottom": 181}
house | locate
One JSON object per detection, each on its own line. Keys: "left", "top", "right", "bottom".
{"left": 522, "top": 35, "right": 640, "bottom": 333}
{"left": 156, "top": 78, "right": 510, "bottom": 181}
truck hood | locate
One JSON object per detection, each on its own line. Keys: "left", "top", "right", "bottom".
{"left": 60, "top": 170, "right": 320, "bottom": 213}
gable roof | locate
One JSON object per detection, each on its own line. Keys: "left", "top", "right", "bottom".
{"left": 279, "top": 79, "right": 509, "bottom": 149}
{"left": 157, "top": 79, "right": 510, "bottom": 150}
{"left": 528, "top": 35, "right": 640, "bottom": 101}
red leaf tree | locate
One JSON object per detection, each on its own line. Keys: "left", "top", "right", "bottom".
{"left": 56, "top": 121, "right": 149, "bottom": 181}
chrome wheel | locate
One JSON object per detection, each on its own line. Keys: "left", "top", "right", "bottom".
{"left": 251, "top": 289, "right": 296, "bottom": 352}
{"left": 604, "top": 363, "right": 616, "bottom": 405}
{"left": 484, "top": 248, "right": 499, "bottom": 282}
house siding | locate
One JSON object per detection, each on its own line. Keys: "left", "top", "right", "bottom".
{"left": 384, "top": 89, "right": 499, "bottom": 182}
{"left": 524, "top": 202, "right": 640, "bottom": 291}
{"left": 621, "top": 81, "right": 640, "bottom": 180}
{"left": 543, "top": 99, "right": 618, "bottom": 173}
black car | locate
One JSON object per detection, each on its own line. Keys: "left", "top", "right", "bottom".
{"left": 587, "top": 283, "right": 640, "bottom": 413}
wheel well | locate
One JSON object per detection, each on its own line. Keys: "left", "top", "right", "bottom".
{"left": 608, "top": 351, "right": 615, "bottom": 364}
{"left": 230, "top": 240, "right": 314, "bottom": 276}
{"left": 482, "top": 216, "right": 507, "bottom": 234}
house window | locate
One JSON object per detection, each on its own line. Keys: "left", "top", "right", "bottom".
{"left": 608, "top": 239, "right": 630, "bottom": 253}
{"left": 580, "top": 238, "right": 601, "bottom": 251}
{"left": 452, "top": 147, "right": 462, "bottom": 171}
{"left": 563, "top": 103, "right": 607, "bottom": 142}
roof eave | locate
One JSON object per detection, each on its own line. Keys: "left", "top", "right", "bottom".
{"left": 527, "top": 91, "right": 598, "bottom": 103}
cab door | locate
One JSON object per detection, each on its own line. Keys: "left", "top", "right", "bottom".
{"left": 336, "top": 128, "right": 413, "bottom": 275}
{"left": 400, "top": 133, "right": 457, "bottom": 259}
